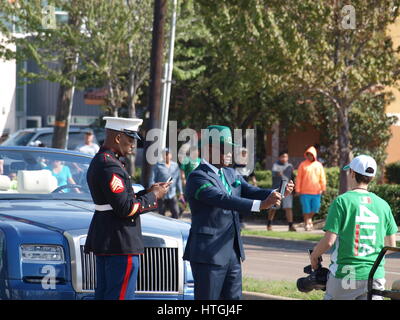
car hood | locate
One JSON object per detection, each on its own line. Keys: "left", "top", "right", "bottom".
{"left": 0, "top": 200, "right": 191, "bottom": 238}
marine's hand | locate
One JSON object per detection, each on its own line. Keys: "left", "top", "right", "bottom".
{"left": 150, "top": 181, "right": 172, "bottom": 200}
{"left": 260, "top": 191, "right": 282, "bottom": 210}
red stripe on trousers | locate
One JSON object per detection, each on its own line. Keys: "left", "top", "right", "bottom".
{"left": 119, "top": 255, "right": 133, "bottom": 300}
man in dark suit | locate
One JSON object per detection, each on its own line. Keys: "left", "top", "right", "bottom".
{"left": 183, "top": 125, "right": 294, "bottom": 300}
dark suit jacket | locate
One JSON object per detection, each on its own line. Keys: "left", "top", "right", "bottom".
{"left": 183, "top": 163, "right": 272, "bottom": 266}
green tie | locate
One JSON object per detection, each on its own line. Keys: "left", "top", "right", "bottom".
{"left": 218, "top": 168, "right": 232, "bottom": 195}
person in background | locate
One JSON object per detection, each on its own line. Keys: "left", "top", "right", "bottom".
{"left": 180, "top": 145, "right": 201, "bottom": 187}
{"left": 233, "top": 147, "right": 257, "bottom": 186}
{"left": 310, "top": 155, "right": 397, "bottom": 300}
{"left": 180, "top": 145, "right": 201, "bottom": 215}
{"left": 296, "top": 146, "right": 327, "bottom": 231}
{"left": 45, "top": 160, "right": 80, "bottom": 193}
{"left": 8, "top": 172, "right": 17, "bottom": 191}
{"left": 150, "top": 148, "right": 185, "bottom": 219}
{"left": 233, "top": 147, "right": 258, "bottom": 229}
{"left": 267, "top": 151, "right": 296, "bottom": 232}
{"left": 75, "top": 130, "right": 100, "bottom": 156}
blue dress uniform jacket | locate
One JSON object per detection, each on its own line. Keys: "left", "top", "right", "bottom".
{"left": 84, "top": 147, "right": 157, "bottom": 255}
{"left": 183, "top": 163, "right": 272, "bottom": 266}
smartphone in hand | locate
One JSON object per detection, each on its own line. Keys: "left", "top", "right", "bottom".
{"left": 271, "top": 179, "right": 288, "bottom": 209}
{"left": 278, "top": 179, "right": 288, "bottom": 196}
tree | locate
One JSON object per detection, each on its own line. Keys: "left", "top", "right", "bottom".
{"left": 0, "top": 0, "right": 153, "bottom": 152}
{"left": 190, "top": 0, "right": 400, "bottom": 193}
{"left": 0, "top": 0, "right": 86, "bottom": 149}
{"left": 252, "top": 0, "right": 400, "bottom": 192}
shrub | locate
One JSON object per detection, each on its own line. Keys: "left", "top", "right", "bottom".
{"left": 385, "top": 162, "right": 400, "bottom": 184}
{"left": 324, "top": 167, "right": 340, "bottom": 190}
{"left": 369, "top": 184, "right": 400, "bottom": 225}
{"left": 255, "top": 170, "right": 272, "bottom": 185}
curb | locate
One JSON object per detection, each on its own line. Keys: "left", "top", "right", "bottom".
{"left": 241, "top": 234, "right": 320, "bottom": 246}
{"left": 242, "top": 291, "right": 301, "bottom": 300}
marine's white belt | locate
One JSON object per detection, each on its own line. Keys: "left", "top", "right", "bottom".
{"left": 95, "top": 204, "right": 113, "bottom": 211}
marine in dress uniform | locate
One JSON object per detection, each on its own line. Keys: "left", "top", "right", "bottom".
{"left": 183, "top": 125, "right": 294, "bottom": 300}
{"left": 84, "top": 117, "right": 170, "bottom": 300}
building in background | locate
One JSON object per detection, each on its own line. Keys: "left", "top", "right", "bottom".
{"left": 0, "top": 6, "right": 102, "bottom": 140}
{"left": 0, "top": 34, "right": 17, "bottom": 140}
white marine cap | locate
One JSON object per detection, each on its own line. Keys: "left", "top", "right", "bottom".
{"left": 343, "top": 155, "right": 377, "bottom": 177}
{"left": 103, "top": 116, "right": 143, "bottom": 139}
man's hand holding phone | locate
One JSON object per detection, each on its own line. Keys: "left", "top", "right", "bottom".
{"left": 149, "top": 177, "right": 173, "bottom": 200}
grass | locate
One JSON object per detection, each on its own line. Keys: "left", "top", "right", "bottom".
{"left": 241, "top": 229, "right": 324, "bottom": 242}
{"left": 243, "top": 276, "right": 324, "bottom": 300}
{"left": 241, "top": 229, "right": 400, "bottom": 248}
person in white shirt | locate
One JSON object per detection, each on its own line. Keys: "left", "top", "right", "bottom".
{"left": 75, "top": 130, "right": 100, "bottom": 156}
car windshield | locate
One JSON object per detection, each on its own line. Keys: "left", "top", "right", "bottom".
{"left": 0, "top": 147, "right": 92, "bottom": 201}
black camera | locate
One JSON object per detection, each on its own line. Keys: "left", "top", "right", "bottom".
{"left": 296, "top": 251, "right": 330, "bottom": 293}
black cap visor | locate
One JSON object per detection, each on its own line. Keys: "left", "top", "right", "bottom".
{"left": 122, "top": 129, "right": 141, "bottom": 140}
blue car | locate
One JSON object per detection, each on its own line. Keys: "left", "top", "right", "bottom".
{"left": 0, "top": 146, "right": 194, "bottom": 300}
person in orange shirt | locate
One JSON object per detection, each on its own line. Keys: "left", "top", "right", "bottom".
{"left": 295, "top": 146, "right": 326, "bottom": 231}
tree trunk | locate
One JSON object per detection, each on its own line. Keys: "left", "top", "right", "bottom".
{"left": 52, "top": 5, "right": 80, "bottom": 150}
{"left": 328, "top": 138, "right": 339, "bottom": 167}
{"left": 337, "top": 107, "right": 353, "bottom": 194}
{"left": 279, "top": 119, "right": 288, "bottom": 153}
{"left": 271, "top": 121, "right": 279, "bottom": 162}
{"left": 52, "top": 54, "right": 78, "bottom": 149}
{"left": 263, "top": 130, "right": 269, "bottom": 170}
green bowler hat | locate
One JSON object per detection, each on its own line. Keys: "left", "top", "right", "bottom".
{"left": 201, "top": 125, "right": 239, "bottom": 147}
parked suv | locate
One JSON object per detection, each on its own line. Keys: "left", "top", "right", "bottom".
{"left": 1, "top": 127, "right": 98, "bottom": 151}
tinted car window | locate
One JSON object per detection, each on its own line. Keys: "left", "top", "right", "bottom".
{"left": 67, "top": 132, "right": 87, "bottom": 150}
{"left": 0, "top": 148, "right": 92, "bottom": 199}
{"left": 31, "top": 132, "right": 98, "bottom": 150}
{"left": 1, "top": 132, "right": 35, "bottom": 146}
{"left": 34, "top": 133, "right": 52, "bottom": 148}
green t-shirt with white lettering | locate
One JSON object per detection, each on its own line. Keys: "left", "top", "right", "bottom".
{"left": 324, "top": 191, "right": 398, "bottom": 280}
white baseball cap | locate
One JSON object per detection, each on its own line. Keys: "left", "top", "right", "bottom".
{"left": 103, "top": 117, "right": 143, "bottom": 139}
{"left": 343, "top": 155, "right": 377, "bottom": 177}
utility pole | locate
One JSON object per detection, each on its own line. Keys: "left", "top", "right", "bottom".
{"left": 160, "top": 0, "right": 177, "bottom": 151}
{"left": 141, "top": 0, "right": 167, "bottom": 188}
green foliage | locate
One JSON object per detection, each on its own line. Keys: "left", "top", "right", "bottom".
{"left": 349, "top": 93, "right": 397, "bottom": 170}
{"left": 0, "top": 0, "right": 153, "bottom": 112}
{"left": 324, "top": 167, "right": 340, "bottom": 190}
{"left": 370, "top": 184, "right": 400, "bottom": 225}
{"left": 385, "top": 162, "right": 400, "bottom": 184}
{"left": 254, "top": 170, "right": 272, "bottom": 184}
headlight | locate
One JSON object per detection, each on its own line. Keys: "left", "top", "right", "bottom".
{"left": 20, "top": 245, "right": 65, "bottom": 263}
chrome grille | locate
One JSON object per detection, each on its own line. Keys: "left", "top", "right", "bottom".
{"left": 79, "top": 246, "right": 179, "bottom": 293}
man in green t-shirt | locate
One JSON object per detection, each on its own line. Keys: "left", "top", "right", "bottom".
{"left": 309, "top": 155, "right": 398, "bottom": 300}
